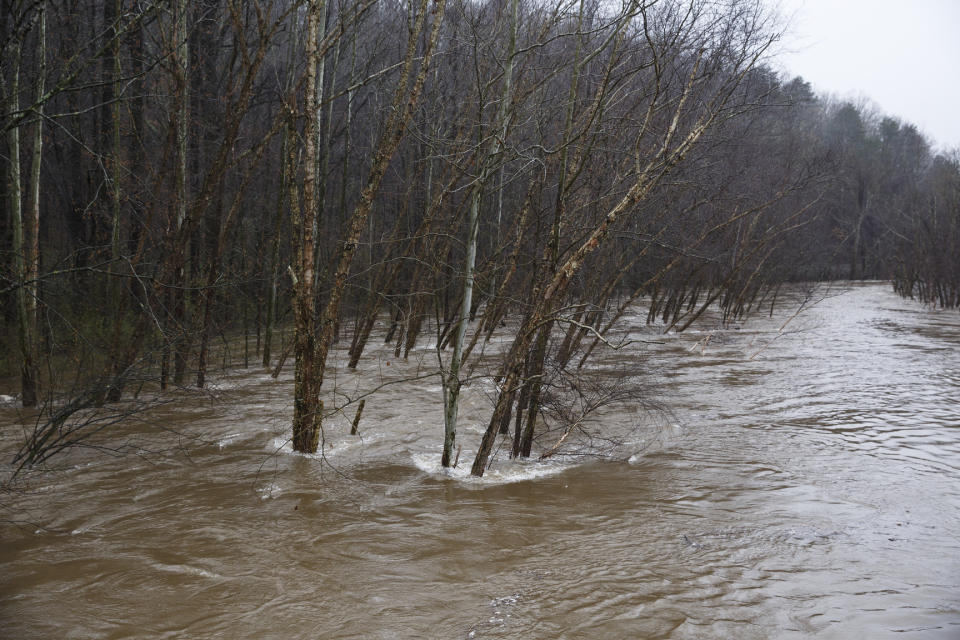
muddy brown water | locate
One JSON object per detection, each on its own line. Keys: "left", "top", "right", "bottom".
{"left": 2, "top": 282, "right": 959, "bottom": 639}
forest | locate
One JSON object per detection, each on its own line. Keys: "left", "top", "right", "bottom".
{"left": 3, "top": 0, "right": 959, "bottom": 476}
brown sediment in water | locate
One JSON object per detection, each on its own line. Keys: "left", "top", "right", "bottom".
{"left": 2, "top": 282, "right": 959, "bottom": 638}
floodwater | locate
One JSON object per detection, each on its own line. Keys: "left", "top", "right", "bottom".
{"left": 2, "top": 282, "right": 959, "bottom": 639}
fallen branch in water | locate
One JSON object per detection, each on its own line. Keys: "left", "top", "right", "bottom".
{"left": 539, "top": 418, "right": 582, "bottom": 461}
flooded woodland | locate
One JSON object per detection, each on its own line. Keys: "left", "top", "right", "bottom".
{"left": 2, "top": 282, "right": 959, "bottom": 638}
{"left": 3, "top": 0, "right": 960, "bottom": 637}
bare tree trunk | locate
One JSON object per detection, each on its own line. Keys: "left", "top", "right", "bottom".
{"left": 171, "top": 0, "right": 191, "bottom": 386}
{"left": 107, "top": 0, "right": 121, "bottom": 296}
{"left": 102, "top": 0, "right": 127, "bottom": 401}
{"left": 311, "top": 0, "right": 329, "bottom": 308}
{"left": 291, "top": 0, "right": 324, "bottom": 452}
{"left": 441, "top": 183, "right": 481, "bottom": 467}
{"left": 263, "top": 123, "right": 291, "bottom": 369}
{"left": 292, "top": 0, "right": 447, "bottom": 453}
{"left": 516, "top": 0, "right": 587, "bottom": 458}
{"left": 441, "top": 0, "right": 518, "bottom": 466}
{"left": 471, "top": 36, "right": 768, "bottom": 474}
{"left": 103, "top": 12, "right": 147, "bottom": 403}
{"left": 5, "top": 37, "right": 39, "bottom": 407}
{"left": 262, "top": 22, "right": 301, "bottom": 370}
{"left": 26, "top": 3, "right": 46, "bottom": 399}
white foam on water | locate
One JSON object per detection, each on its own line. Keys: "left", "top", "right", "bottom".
{"left": 151, "top": 563, "right": 223, "bottom": 579}
{"left": 256, "top": 482, "right": 282, "bottom": 500}
{"left": 406, "top": 341, "right": 437, "bottom": 352}
{"left": 203, "top": 380, "right": 239, "bottom": 392}
{"left": 268, "top": 432, "right": 387, "bottom": 460}
{"left": 323, "top": 432, "right": 388, "bottom": 454}
{"left": 270, "top": 437, "right": 296, "bottom": 454}
{"left": 217, "top": 433, "right": 242, "bottom": 449}
{"left": 411, "top": 451, "right": 573, "bottom": 485}
{"left": 491, "top": 593, "right": 521, "bottom": 607}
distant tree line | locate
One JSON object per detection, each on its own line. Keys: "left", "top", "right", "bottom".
{"left": 3, "top": 0, "right": 958, "bottom": 474}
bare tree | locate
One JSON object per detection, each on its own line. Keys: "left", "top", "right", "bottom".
{"left": 2, "top": 0, "right": 44, "bottom": 407}
{"left": 470, "top": 0, "right": 781, "bottom": 475}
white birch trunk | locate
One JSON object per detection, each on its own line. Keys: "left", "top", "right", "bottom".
{"left": 440, "top": 0, "right": 519, "bottom": 467}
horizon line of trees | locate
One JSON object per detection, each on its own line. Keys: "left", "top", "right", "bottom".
{"left": 3, "top": 0, "right": 958, "bottom": 476}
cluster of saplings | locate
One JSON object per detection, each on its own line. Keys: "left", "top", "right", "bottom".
{"left": 3, "top": 0, "right": 958, "bottom": 475}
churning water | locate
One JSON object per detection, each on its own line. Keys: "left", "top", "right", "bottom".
{"left": 2, "top": 282, "right": 958, "bottom": 638}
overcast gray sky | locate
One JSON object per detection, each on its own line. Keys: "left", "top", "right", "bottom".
{"left": 772, "top": 0, "right": 960, "bottom": 151}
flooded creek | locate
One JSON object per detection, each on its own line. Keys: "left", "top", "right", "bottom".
{"left": 2, "top": 282, "right": 959, "bottom": 638}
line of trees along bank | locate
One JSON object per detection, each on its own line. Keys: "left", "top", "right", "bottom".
{"left": 2, "top": 0, "right": 958, "bottom": 475}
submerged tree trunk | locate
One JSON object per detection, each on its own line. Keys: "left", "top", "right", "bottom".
{"left": 263, "top": 124, "right": 291, "bottom": 369}
{"left": 291, "top": 0, "right": 324, "bottom": 453}
{"left": 26, "top": 5, "right": 46, "bottom": 404}
{"left": 292, "top": 0, "right": 447, "bottom": 454}
{"left": 6, "top": 37, "right": 40, "bottom": 407}
{"left": 171, "top": 0, "right": 191, "bottom": 386}
{"left": 441, "top": 0, "right": 518, "bottom": 467}
{"left": 442, "top": 185, "right": 481, "bottom": 467}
